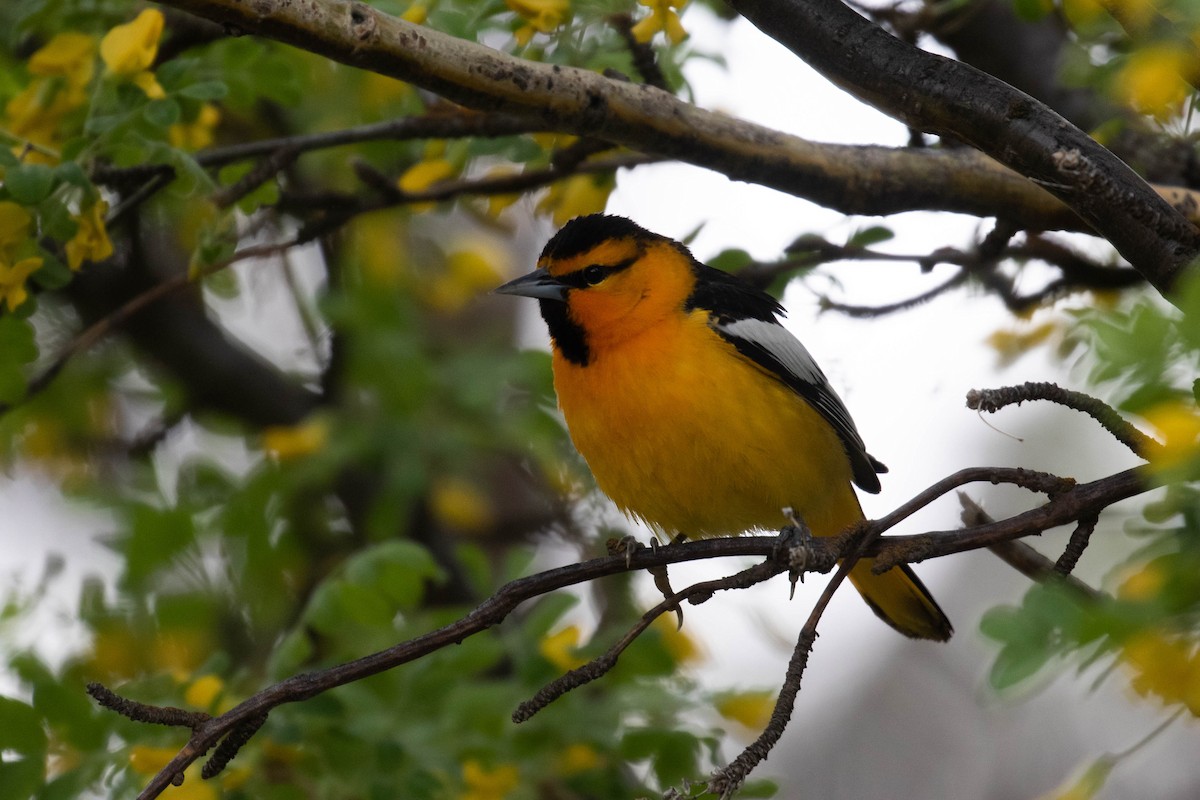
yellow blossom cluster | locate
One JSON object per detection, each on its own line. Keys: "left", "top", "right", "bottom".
{"left": 397, "top": 149, "right": 458, "bottom": 212}
{"left": 715, "top": 689, "right": 776, "bottom": 731}
{"left": 66, "top": 200, "right": 114, "bottom": 271}
{"left": 0, "top": 202, "right": 42, "bottom": 311}
{"left": 1113, "top": 45, "right": 1192, "bottom": 119}
{"left": 5, "top": 33, "right": 96, "bottom": 161}
{"left": 631, "top": 0, "right": 689, "bottom": 44}
{"left": 507, "top": 0, "right": 569, "bottom": 46}
{"left": 538, "top": 624, "right": 588, "bottom": 671}
{"left": 5, "top": 9, "right": 169, "bottom": 162}
{"left": 1142, "top": 400, "right": 1200, "bottom": 475}
{"left": 422, "top": 246, "right": 505, "bottom": 313}
{"left": 262, "top": 417, "right": 330, "bottom": 459}
{"left": 459, "top": 760, "right": 519, "bottom": 800}
{"left": 537, "top": 173, "right": 614, "bottom": 226}
{"left": 430, "top": 475, "right": 494, "bottom": 531}
{"left": 1121, "top": 630, "right": 1200, "bottom": 716}
{"left": 170, "top": 103, "right": 223, "bottom": 151}
{"left": 100, "top": 9, "right": 167, "bottom": 99}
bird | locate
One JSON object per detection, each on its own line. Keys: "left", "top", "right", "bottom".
{"left": 495, "top": 214, "right": 951, "bottom": 641}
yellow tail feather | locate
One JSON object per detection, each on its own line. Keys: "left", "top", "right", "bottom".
{"left": 847, "top": 559, "right": 953, "bottom": 641}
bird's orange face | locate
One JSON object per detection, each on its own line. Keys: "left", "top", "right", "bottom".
{"left": 538, "top": 237, "right": 696, "bottom": 350}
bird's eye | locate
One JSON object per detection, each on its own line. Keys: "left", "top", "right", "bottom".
{"left": 582, "top": 265, "right": 607, "bottom": 286}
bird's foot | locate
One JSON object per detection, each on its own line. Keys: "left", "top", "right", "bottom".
{"left": 606, "top": 534, "right": 686, "bottom": 628}
{"left": 606, "top": 534, "right": 645, "bottom": 568}
{"left": 776, "top": 508, "right": 815, "bottom": 599}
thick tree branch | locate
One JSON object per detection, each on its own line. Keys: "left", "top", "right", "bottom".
{"left": 148, "top": 0, "right": 1200, "bottom": 241}
{"left": 728, "top": 0, "right": 1200, "bottom": 296}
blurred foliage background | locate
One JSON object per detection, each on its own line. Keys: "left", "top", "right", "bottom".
{"left": 0, "top": 0, "right": 1199, "bottom": 798}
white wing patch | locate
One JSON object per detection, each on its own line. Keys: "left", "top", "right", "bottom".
{"left": 718, "top": 318, "right": 825, "bottom": 387}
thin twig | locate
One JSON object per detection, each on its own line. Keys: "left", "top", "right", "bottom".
{"left": 514, "top": 557, "right": 790, "bottom": 722}
{"left": 87, "top": 683, "right": 209, "bottom": 729}
{"left": 960, "top": 493, "right": 1103, "bottom": 599}
{"left": 966, "top": 382, "right": 1163, "bottom": 459}
{"left": 820, "top": 269, "right": 968, "bottom": 316}
{"left": 708, "top": 521, "right": 878, "bottom": 797}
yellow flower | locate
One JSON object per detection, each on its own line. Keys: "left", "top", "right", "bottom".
{"left": 556, "top": 743, "right": 602, "bottom": 775}
{"left": 129, "top": 745, "right": 179, "bottom": 775}
{"left": 152, "top": 629, "right": 211, "bottom": 679}
{"left": 398, "top": 158, "right": 456, "bottom": 192}
{"left": 537, "top": 173, "right": 614, "bottom": 226}
{"left": 0, "top": 255, "right": 43, "bottom": 311}
{"left": 29, "top": 32, "right": 97, "bottom": 88}
{"left": 653, "top": 614, "right": 702, "bottom": 663}
{"left": 1116, "top": 557, "right": 1168, "bottom": 602}
{"left": 262, "top": 417, "right": 329, "bottom": 460}
{"left": 101, "top": 9, "right": 164, "bottom": 76}
{"left": 169, "top": 103, "right": 222, "bottom": 150}
{"left": 424, "top": 246, "right": 505, "bottom": 312}
{"left": 460, "top": 760, "right": 519, "bottom": 800}
{"left": 539, "top": 625, "right": 588, "bottom": 671}
{"left": 531, "top": 132, "right": 576, "bottom": 152}
{"left": 1113, "top": 45, "right": 1191, "bottom": 118}
{"left": 507, "top": 0, "right": 569, "bottom": 44}
{"left": 100, "top": 9, "right": 166, "bottom": 98}
{"left": 184, "top": 674, "right": 225, "bottom": 710}
{"left": 1121, "top": 630, "right": 1200, "bottom": 715}
{"left": 65, "top": 201, "right": 114, "bottom": 271}
{"left": 985, "top": 320, "right": 1057, "bottom": 366}
{"left": 402, "top": 3, "right": 428, "bottom": 24}
{"left": 1142, "top": 400, "right": 1200, "bottom": 473}
{"left": 431, "top": 476, "right": 494, "bottom": 533}
{"left": 715, "top": 690, "right": 776, "bottom": 731}
{"left": 631, "top": 0, "right": 689, "bottom": 44}
{"left": 397, "top": 158, "right": 457, "bottom": 212}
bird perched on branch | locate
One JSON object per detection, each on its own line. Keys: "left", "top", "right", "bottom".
{"left": 496, "top": 214, "right": 951, "bottom": 641}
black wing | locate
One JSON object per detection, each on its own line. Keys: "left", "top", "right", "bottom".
{"left": 687, "top": 263, "right": 887, "bottom": 493}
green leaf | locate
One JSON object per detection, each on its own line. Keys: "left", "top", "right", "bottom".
{"left": 988, "top": 641, "right": 1053, "bottom": 691}
{"left": 0, "top": 316, "right": 37, "bottom": 404}
{"left": 180, "top": 80, "right": 229, "bottom": 100}
{"left": 707, "top": 248, "right": 754, "bottom": 273}
{"left": 30, "top": 252, "right": 72, "bottom": 290}
{"left": 0, "top": 696, "right": 47, "bottom": 800}
{"left": 846, "top": 225, "right": 894, "bottom": 247}
{"left": 53, "top": 161, "right": 91, "bottom": 191}
{"left": 6, "top": 163, "right": 55, "bottom": 204}
{"left": 144, "top": 98, "right": 182, "bottom": 129}
{"left": 738, "top": 779, "right": 780, "bottom": 798}
{"left": 1013, "top": 0, "right": 1053, "bottom": 20}
{"left": 39, "top": 198, "right": 79, "bottom": 242}
{"left": 620, "top": 728, "right": 699, "bottom": 787}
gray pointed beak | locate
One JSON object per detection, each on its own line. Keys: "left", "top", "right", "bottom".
{"left": 493, "top": 268, "right": 568, "bottom": 302}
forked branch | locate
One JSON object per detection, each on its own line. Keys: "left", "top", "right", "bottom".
{"left": 93, "top": 448, "right": 1155, "bottom": 799}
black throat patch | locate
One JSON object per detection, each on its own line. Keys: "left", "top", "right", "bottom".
{"left": 539, "top": 298, "right": 590, "bottom": 366}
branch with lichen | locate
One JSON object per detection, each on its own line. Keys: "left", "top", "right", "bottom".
{"left": 146, "top": 0, "right": 1200, "bottom": 247}
{"left": 92, "top": 384, "right": 1160, "bottom": 800}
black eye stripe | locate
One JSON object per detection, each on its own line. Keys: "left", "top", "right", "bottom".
{"left": 556, "top": 255, "right": 638, "bottom": 289}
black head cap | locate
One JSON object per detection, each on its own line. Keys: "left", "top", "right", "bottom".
{"left": 539, "top": 214, "right": 660, "bottom": 262}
